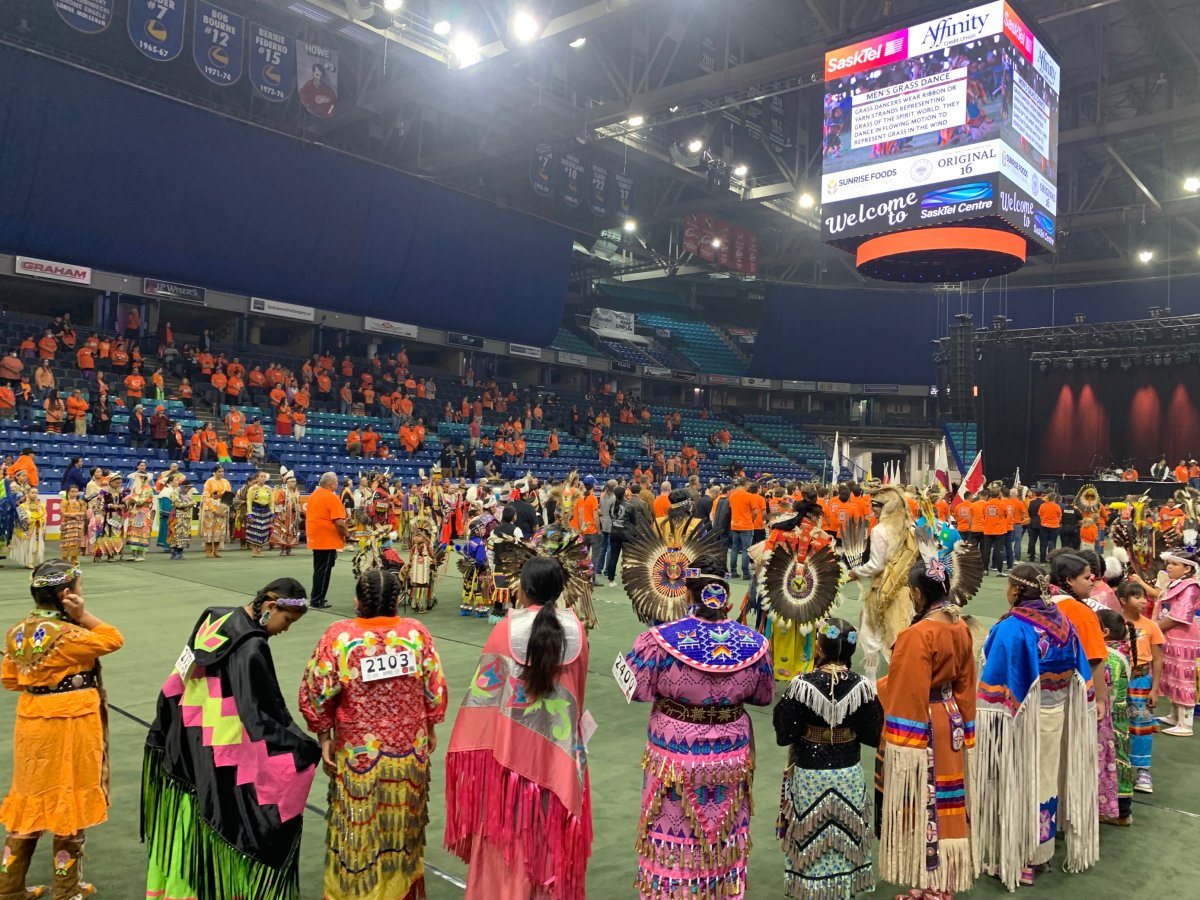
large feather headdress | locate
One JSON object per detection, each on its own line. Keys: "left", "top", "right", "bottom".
{"left": 621, "top": 521, "right": 729, "bottom": 625}
{"left": 758, "top": 522, "right": 842, "bottom": 633}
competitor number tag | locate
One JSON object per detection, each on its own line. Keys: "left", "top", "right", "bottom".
{"left": 361, "top": 648, "right": 418, "bottom": 683}
{"left": 174, "top": 645, "right": 195, "bottom": 679}
{"left": 612, "top": 654, "right": 637, "bottom": 703}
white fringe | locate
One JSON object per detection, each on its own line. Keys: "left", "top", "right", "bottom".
{"left": 970, "top": 683, "right": 1040, "bottom": 892}
{"left": 878, "top": 743, "right": 928, "bottom": 888}
{"left": 1061, "top": 672, "right": 1100, "bottom": 874}
{"left": 783, "top": 677, "right": 876, "bottom": 726}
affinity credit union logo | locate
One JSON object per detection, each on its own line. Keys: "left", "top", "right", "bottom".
{"left": 825, "top": 30, "right": 908, "bottom": 80}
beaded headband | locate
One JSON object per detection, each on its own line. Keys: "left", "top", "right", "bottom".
{"left": 1008, "top": 572, "right": 1049, "bottom": 594}
{"left": 272, "top": 597, "right": 310, "bottom": 609}
{"left": 32, "top": 567, "right": 81, "bottom": 588}
{"left": 1161, "top": 551, "right": 1200, "bottom": 572}
{"left": 684, "top": 567, "right": 731, "bottom": 609}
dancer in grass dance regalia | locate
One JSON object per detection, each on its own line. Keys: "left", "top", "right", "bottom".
{"left": 142, "top": 578, "right": 320, "bottom": 900}
{"left": 623, "top": 558, "right": 775, "bottom": 899}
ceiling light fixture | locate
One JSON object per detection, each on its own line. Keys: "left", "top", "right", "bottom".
{"left": 449, "top": 32, "right": 481, "bottom": 67}
{"left": 433, "top": 20, "right": 451, "bottom": 35}
{"left": 511, "top": 9, "right": 539, "bottom": 43}
{"left": 711, "top": 238, "right": 721, "bottom": 248}
{"left": 1185, "top": 176, "right": 1200, "bottom": 193}
{"left": 733, "top": 164, "right": 748, "bottom": 177}
{"left": 1138, "top": 249, "right": 1155, "bottom": 263}
{"left": 383, "top": 0, "right": 402, "bottom": 10}
{"left": 798, "top": 192, "right": 815, "bottom": 208}
{"left": 568, "top": 36, "right": 586, "bottom": 48}
{"left": 687, "top": 138, "right": 704, "bottom": 153}
{"left": 623, "top": 219, "right": 637, "bottom": 233}
{"left": 626, "top": 115, "right": 644, "bottom": 127}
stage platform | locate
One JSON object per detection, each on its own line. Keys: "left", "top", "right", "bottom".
{"left": 1033, "top": 476, "right": 1189, "bottom": 502}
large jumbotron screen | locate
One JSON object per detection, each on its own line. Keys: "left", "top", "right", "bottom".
{"left": 820, "top": 1, "right": 1060, "bottom": 252}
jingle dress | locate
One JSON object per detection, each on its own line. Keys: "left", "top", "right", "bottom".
{"left": 58, "top": 497, "right": 87, "bottom": 561}
{"left": 199, "top": 476, "right": 231, "bottom": 544}
{"left": 457, "top": 534, "right": 491, "bottom": 616}
{"left": 91, "top": 488, "right": 124, "bottom": 560}
{"left": 1099, "top": 643, "right": 1132, "bottom": 821}
{"left": 270, "top": 487, "right": 302, "bottom": 550}
{"left": 143, "top": 607, "right": 320, "bottom": 900}
{"left": 444, "top": 606, "right": 592, "bottom": 900}
{"left": 625, "top": 616, "right": 775, "bottom": 899}
{"left": 124, "top": 483, "right": 155, "bottom": 553}
{"left": 1154, "top": 575, "right": 1200, "bottom": 708}
{"left": 245, "top": 483, "right": 275, "bottom": 548}
{"left": 9, "top": 500, "right": 45, "bottom": 569}
{"left": 300, "top": 615, "right": 448, "bottom": 900}
{"left": 167, "top": 486, "right": 195, "bottom": 551}
{"left": 877, "top": 617, "right": 977, "bottom": 893}
{"left": 774, "top": 669, "right": 881, "bottom": 899}
{"left": 1, "top": 609, "right": 123, "bottom": 835}
{"left": 973, "top": 599, "right": 1098, "bottom": 890}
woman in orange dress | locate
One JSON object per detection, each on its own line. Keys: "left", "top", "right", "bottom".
{"left": 0, "top": 560, "right": 124, "bottom": 899}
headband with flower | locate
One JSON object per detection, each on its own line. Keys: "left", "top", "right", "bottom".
{"left": 32, "top": 567, "right": 81, "bottom": 589}
{"left": 818, "top": 622, "right": 858, "bottom": 644}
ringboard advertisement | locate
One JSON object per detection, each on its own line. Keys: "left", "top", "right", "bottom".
{"left": 821, "top": 1, "right": 1059, "bottom": 251}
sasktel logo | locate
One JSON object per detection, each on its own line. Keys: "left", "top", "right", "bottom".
{"left": 825, "top": 31, "right": 907, "bottom": 79}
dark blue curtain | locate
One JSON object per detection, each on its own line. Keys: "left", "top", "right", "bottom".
{"left": 0, "top": 47, "right": 571, "bottom": 345}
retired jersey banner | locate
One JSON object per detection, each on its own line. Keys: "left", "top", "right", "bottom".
{"left": 297, "top": 42, "right": 338, "bottom": 118}
{"left": 129, "top": 0, "right": 186, "bottom": 62}
{"left": 53, "top": 0, "right": 114, "bottom": 33}
{"left": 250, "top": 23, "right": 294, "bottom": 101}
{"left": 529, "top": 143, "right": 556, "bottom": 199}
{"left": 614, "top": 172, "right": 635, "bottom": 216}
{"left": 194, "top": 2, "right": 244, "bottom": 86}
{"left": 589, "top": 162, "right": 610, "bottom": 217}
{"left": 560, "top": 152, "right": 583, "bottom": 209}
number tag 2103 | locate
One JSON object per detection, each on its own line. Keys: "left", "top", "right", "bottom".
{"left": 360, "top": 648, "right": 418, "bottom": 683}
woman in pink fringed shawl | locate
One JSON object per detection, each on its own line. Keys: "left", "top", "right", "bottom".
{"left": 444, "top": 556, "right": 592, "bottom": 899}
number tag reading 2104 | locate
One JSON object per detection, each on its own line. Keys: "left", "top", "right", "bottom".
{"left": 360, "top": 648, "right": 418, "bottom": 683}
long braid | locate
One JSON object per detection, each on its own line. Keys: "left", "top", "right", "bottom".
{"left": 356, "top": 568, "right": 400, "bottom": 617}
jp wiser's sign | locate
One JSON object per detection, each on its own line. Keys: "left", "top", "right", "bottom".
{"left": 15, "top": 256, "right": 92, "bottom": 285}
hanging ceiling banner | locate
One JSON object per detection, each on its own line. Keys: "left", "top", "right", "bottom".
{"left": 193, "top": 2, "right": 244, "bottom": 86}
{"left": 297, "top": 41, "right": 338, "bottom": 117}
{"left": 614, "top": 172, "right": 635, "bottom": 216}
{"left": 529, "top": 143, "right": 557, "bottom": 199}
{"left": 589, "top": 162, "right": 610, "bottom": 217}
{"left": 53, "top": 0, "right": 114, "bottom": 34}
{"left": 560, "top": 152, "right": 583, "bottom": 209}
{"left": 249, "top": 23, "right": 294, "bottom": 101}
{"left": 128, "top": 0, "right": 186, "bottom": 62}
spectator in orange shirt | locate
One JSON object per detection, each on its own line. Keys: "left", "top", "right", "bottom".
{"left": 727, "top": 480, "right": 761, "bottom": 578}
{"left": 110, "top": 343, "right": 129, "bottom": 373}
{"left": 1175, "top": 460, "right": 1190, "bottom": 483}
{"left": 1003, "top": 489, "right": 1028, "bottom": 571}
{"left": 293, "top": 409, "right": 307, "bottom": 441}
{"left": 346, "top": 428, "right": 362, "bottom": 457}
{"left": 361, "top": 426, "right": 379, "bottom": 458}
{"left": 37, "top": 330, "right": 58, "bottom": 359}
{"left": 275, "top": 405, "right": 294, "bottom": 438}
{"left": 18, "top": 336, "right": 35, "bottom": 358}
{"left": 598, "top": 445, "right": 611, "bottom": 472}
{"left": 1036, "top": 493, "right": 1063, "bottom": 562}
{"left": 547, "top": 429, "right": 559, "bottom": 458}
{"left": 76, "top": 345, "right": 95, "bottom": 377}
{"left": 231, "top": 433, "right": 249, "bottom": 461}
{"left": 200, "top": 423, "right": 219, "bottom": 461}
{"left": 226, "top": 374, "right": 245, "bottom": 405}
{"left": 513, "top": 436, "right": 526, "bottom": 463}
{"left": 339, "top": 383, "right": 353, "bottom": 415}
{"left": 124, "top": 368, "right": 146, "bottom": 408}
{"left": 340, "top": 357, "right": 354, "bottom": 378}
{"left": 981, "top": 486, "right": 1012, "bottom": 575}
{"left": 226, "top": 358, "right": 245, "bottom": 380}
{"left": 188, "top": 429, "right": 203, "bottom": 464}
{"left": 653, "top": 482, "right": 672, "bottom": 518}
{"left": 178, "top": 378, "right": 193, "bottom": 411}
{"left": 65, "top": 390, "right": 89, "bottom": 436}
{"left": 0, "top": 383, "right": 15, "bottom": 420}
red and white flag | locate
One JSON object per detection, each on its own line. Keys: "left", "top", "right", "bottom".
{"left": 934, "top": 439, "right": 950, "bottom": 493}
{"left": 957, "top": 451, "right": 984, "bottom": 499}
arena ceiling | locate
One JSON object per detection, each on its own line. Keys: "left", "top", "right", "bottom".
{"left": 9, "top": 0, "right": 1200, "bottom": 292}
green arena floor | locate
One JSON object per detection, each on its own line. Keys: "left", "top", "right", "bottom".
{"left": 1, "top": 548, "right": 1196, "bottom": 899}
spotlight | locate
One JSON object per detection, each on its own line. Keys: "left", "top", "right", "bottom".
{"left": 623, "top": 219, "right": 637, "bottom": 233}
{"left": 383, "top": 0, "right": 402, "bottom": 10}
{"left": 1137, "top": 249, "right": 1155, "bottom": 263}
{"left": 1186, "top": 176, "right": 1200, "bottom": 193}
{"left": 733, "top": 164, "right": 748, "bottom": 178}
{"left": 449, "top": 32, "right": 481, "bottom": 66}
{"left": 668, "top": 105, "right": 679, "bottom": 112}
{"left": 626, "top": 115, "right": 644, "bottom": 127}
{"left": 433, "top": 20, "right": 451, "bottom": 35}
{"left": 568, "top": 36, "right": 586, "bottom": 48}
{"left": 511, "top": 9, "right": 539, "bottom": 43}
{"left": 687, "top": 138, "right": 704, "bottom": 154}
{"left": 798, "top": 192, "right": 815, "bottom": 208}
{"left": 711, "top": 238, "right": 721, "bottom": 249}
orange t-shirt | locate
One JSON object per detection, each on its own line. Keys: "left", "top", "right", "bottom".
{"left": 653, "top": 493, "right": 671, "bottom": 518}
{"left": 1038, "top": 501, "right": 1063, "bottom": 528}
{"left": 1080, "top": 523, "right": 1099, "bottom": 543}
{"left": 728, "top": 489, "right": 756, "bottom": 532}
{"left": 1004, "top": 497, "right": 1028, "bottom": 526}
{"left": 361, "top": 431, "right": 379, "bottom": 455}
{"left": 572, "top": 493, "right": 600, "bottom": 535}
{"left": 969, "top": 500, "right": 986, "bottom": 533}
{"left": 954, "top": 502, "right": 973, "bottom": 533}
{"left": 305, "top": 487, "right": 346, "bottom": 550}
{"left": 981, "top": 498, "right": 1010, "bottom": 535}
{"left": 1055, "top": 595, "right": 1105, "bottom": 663}
{"left": 76, "top": 348, "right": 94, "bottom": 370}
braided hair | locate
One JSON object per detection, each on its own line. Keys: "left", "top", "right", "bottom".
{"left": 250, "top": 577, "right": 307, "bottom": 617}
{"left": 520, "top": 556, "right": 567, "bottom": 700}
{"left": 1007, "top": 562, "right": 1046, "bottom": 604}
{"left": 356, "top": 568, "right": 401, "bottom": 618}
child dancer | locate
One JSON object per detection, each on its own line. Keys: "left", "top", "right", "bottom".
{"left": 1153, "top": 549, "right": 1200, "bottom": 736}
{"left": 59, "top": 484, "right": 87, "bottom": 564}
{"left": 1097, "top": 608, "right": 1133, "bottom": 826}
{"left": 10, "top": 488, "right": 45, "bottom": 569}
{"left": 1119, "top": 580, "right": 1164, "bottom": 791}
{"left": 774, "top": 618, "right": 882, "bottom": 899}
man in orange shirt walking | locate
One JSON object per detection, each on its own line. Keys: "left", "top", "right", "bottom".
{"left": 727, "top": 479, "right": 761, "bottom": 579}
{"left": 981, "top": 485, "right": 1012, "bottom": 576}
{"left": 571, "top": 476, "right": 601, "bottom": 584}
{"left": 1037, "top": 492, "right": 1063, "bottom": 562}
{"left": 305, "top": 471, "right": 348, "bottom": 609}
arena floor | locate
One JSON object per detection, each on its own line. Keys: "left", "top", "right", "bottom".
{"left": 1, "top": 549, "right": 1195, "bottom": 899}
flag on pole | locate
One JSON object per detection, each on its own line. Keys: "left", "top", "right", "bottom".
{"left": 957, "top": 451, "right": 984, "bottom": 499}
{"left": 934, "top": 439, "right": 950, "bottom": 493}
{"left": 831, "top": 431, "right": 839, "bottom": 486}
{"left": 843, "top": 439, "right": 852, "bottom": 480}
